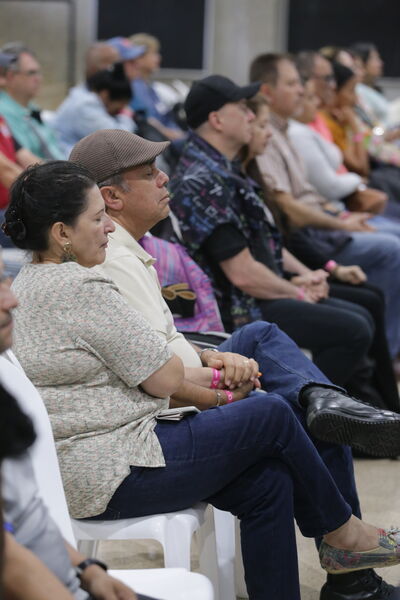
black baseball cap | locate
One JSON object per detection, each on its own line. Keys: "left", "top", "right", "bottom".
{"left": 184, "top": 75, "right": 261, "bottom": 129}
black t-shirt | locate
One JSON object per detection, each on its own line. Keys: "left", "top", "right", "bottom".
{"left": 202, "top": 223, "right": 282, "bottom": 329}
{"left": 12, "top": 136, "right": 21, "bottom": 152}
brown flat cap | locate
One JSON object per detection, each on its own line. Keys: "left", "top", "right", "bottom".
{"left": 69, "top": 129, "right": 170, "bottom": 183}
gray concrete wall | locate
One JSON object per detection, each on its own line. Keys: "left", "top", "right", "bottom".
{"left": 0, "top": 0, "right": 95, "bottom": 109}
{"left": 211, "top": 0, "right": 288, "bottom": 84}
{"left": 0, "top": 0, "right": 287, "bottom": 108}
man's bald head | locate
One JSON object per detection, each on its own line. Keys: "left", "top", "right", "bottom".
{"left": 85, "top": 42, "right": 119, "bottom": 79}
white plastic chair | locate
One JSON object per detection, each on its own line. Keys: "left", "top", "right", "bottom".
{"left": 0, "top": 351, "right": 213, "bottom": 599}
{"left": 0, "top": 351, "right": 222, "bottom": 599}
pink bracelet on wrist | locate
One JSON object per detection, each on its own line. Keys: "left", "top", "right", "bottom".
{"left": 224, "top": 390, "right": 234, "bottom": 404}
{"left": 296, "top": 286, "right": 305, "bottom": 301}
{"left": 210, "top": 368, "right": 221, "bottom": 389}
{"left": 353, "top": 132, "right": 364, "bottom": 143}
{"left": 339, "top": 211, "right": 350, "bottom": 220}
{"left": 324, "top": 260, "right": 338, "bottom": 274}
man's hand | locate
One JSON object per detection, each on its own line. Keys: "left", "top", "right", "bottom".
{"left": 80, "top": 566, "right": 137, "bottom": 600}
{"left": 292, "top": 270, "right": 329, "bottom": 302}
{"left": 333, "top": 265, "right": 367, "bottom": 285}
{"left": 340, "top": 212, "right": 375, "bottom": 232}
{"left": 200, "top": 350, "right": 259, "bottom": 389}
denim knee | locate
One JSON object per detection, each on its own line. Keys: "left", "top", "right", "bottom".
{"left": 244, "top": 391, "right": 296, "bottom": 430}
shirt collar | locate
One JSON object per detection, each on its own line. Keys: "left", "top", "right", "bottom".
{"left": 188, "top": 131, "right": 235, "bottom": 170}
{"left": 0, "top": 91, "right": 36, "bottom": 117}
{"left": 270, "top": 111, "right": 289, "bottom": 134}
{"left": 108, "top": 222, "right": 156, "bottom": 266}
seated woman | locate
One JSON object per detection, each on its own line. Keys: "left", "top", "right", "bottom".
{"left": 290, "top": 76, "right": 400, "bottom": 235}
{"left": 349, "top": 42, "right": 389, "bottom": 127}
{"left": 5, "top": 161, "right": 400, "bottom": 600}
{"left": 244, "top": 92, "right": 399, "bottom": 410}
{"left": 320, "top": 61, "right": 400, "bottom": 220}
{"left": 289, "top": 78, "right": 385, "bottom": 213}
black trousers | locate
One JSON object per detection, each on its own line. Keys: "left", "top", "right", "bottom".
{"left": 258, "top": 295, "right": 373, "bottom": 389}
{"left": 330, "top": 282, "right": 400, "bottom": 412}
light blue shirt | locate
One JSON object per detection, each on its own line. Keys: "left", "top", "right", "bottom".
{"left": 357, "top": 82, "right": 389, "bottom": 125}
{"left": 0, "top": 91, "right": 65, "bottom": 159}
{"left": 131, "top": 78, "right": 179, "bottom": 129}
{"left": 54, "top": 84, "right": 134, "bottom": 155}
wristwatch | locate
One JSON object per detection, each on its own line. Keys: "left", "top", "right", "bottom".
{"left": 76, "top": 558, "right": 108, "bottom": 578}
{"left": 198, "top": 347, "right": 219, "bottom": 364}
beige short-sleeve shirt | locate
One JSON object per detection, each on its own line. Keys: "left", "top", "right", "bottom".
{"left": 12, "top": 262, "right": 172, "bottom": 518}
{"left": 97, "top": 223, "right": 201, "bottom": 367}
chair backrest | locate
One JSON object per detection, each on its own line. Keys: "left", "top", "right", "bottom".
{"left": 0, "top": 351, "right": 76, "bottom": 545}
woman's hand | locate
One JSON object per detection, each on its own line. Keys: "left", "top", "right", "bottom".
{"left": 184, "top": 366, "right": 225, "bottom": 389}
{"left": 228, "top": 380, "right": 256, "bottom": 402}
{"left": 332, "top": 107, "right": 360, "bottom": 132}
{"left": 332, "top": 265, "right": 367, "bottom": 285}
{"left": 200, "top": 350, "right": 259, "bottom": 389}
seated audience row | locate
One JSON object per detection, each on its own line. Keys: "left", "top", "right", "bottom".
{"left": 1, "top": 34, "right": 400, "bottom": 600}
{"left": 1, "top": 128, "right": 400, "bottom": 599}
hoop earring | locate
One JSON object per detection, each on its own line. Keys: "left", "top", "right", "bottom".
{"left": 61, "top": 241, "right": 77, "bottom": 263}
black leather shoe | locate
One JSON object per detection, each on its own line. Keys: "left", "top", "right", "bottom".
{"left": 302, "top": 386, "right": 400, "bottom": 457}
{"left": 320, "top": 569, "right": 397, "bottom": 599}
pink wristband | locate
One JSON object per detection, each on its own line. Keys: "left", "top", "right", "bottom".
{"left": 339, "top": 211, "right": 350, "bottom": 219}
{"left": 210, "top": 368, "right": 221, "bottom": 389}
{"left": 296, "top": 286, "right": 305, "bottom": 301}
{"left": 324, "top": 260, "right": 338, "bottom": 273}
{"left": 353, "top": 132, "right": 364, "bottom": 143}
{"left": 224, "top": 390, "right": 234, "bottom": 404}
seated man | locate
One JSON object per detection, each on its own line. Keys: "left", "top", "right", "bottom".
{"left": 0, "top": 42, "right": 64, "bottom": 159}
{"left": 0, "top": 51, "right": 40, "bottom": 213}
{"left": 165, "top": 76, "right": 384, "bottom": 396}
{"left": 249, "top": 52, "right": 400, "bottom": 358}
{"left": 84, "top": 41, "right": 120, "bottom": 79}
{"left": 70, "top": 128, "right": 400, "bottom": 600}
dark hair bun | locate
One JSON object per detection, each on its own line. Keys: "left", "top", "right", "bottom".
{"left": 2, "top": 219, "right": 27, "bottom": 246}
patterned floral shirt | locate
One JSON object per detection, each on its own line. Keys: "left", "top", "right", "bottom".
{"left": 170, "top": 132, "right": 283, "bottom": 331}
{"left": 12, "top": 263, "right": 172, "bottom": 518}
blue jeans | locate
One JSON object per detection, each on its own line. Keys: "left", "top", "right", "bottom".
{"left": 334, "top": 231, "right": 400, "bottom": 357}
{"left": 369, "top": 214, "right": 400, "bottom": 239}
{"left": 94, "top": 322, "right": 358, "bottom": 600}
